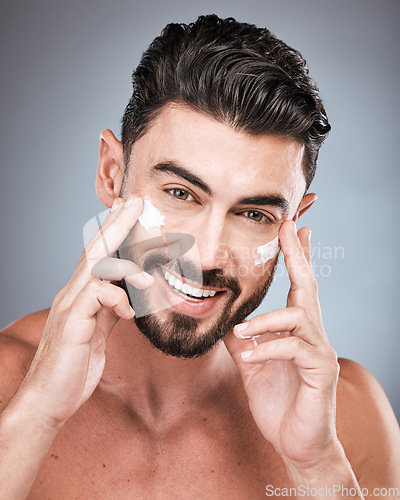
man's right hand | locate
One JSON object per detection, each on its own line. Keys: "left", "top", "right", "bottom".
{"left": 15, "top": 195, "right": 153, "bottom": 428}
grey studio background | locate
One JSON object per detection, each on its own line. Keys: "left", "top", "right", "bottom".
{"left": 0, "top": 0, "right": 399, "bottom": 423}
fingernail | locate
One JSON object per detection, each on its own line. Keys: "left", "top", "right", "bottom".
{"left": 143, "top": 272, "right": 154, "bottom": 283}
{"left": 235, "top": 322, "right": 249, "bottom": 333}
{"left": 111, "top": 199, "right": 119, "bottom": 212}
{"left": 129, "top": 306, "right": 135, "bottom": 317}
{"left": 234, "top": 333, "right": 252, "bottom": 340}
{"left": 241, "top": 349, "right": 253, "bottom": 360}
{"left": 308, "top": 229, "right": 312, "bottom": 241}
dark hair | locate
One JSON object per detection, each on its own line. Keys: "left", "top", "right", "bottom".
{"left": 121, "top": 15, "right": 331, "bottom": 190}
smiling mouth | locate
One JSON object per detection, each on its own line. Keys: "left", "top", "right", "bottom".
{"left": 160, "top": 268, "right": 223, "bottom": 302}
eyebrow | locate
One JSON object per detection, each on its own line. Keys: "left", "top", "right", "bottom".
{"left": 235, "top": 195, "right": 290, "bottom": 215}
{"left": 151, "top": 161, "right": 289, "bottom": 214}
{"left": 151, "top": 162, "right": 213, "bottom": 196}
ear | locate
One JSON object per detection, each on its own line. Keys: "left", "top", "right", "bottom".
{"left": 96, "top": 129, "right": 125, "bottom": 207}
{"left": 293, "top": 192, "right": 318, "bottom": 221}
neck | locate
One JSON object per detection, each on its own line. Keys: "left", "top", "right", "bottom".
{"left": 100, "top": 317, "right": 238, "bottom": 428}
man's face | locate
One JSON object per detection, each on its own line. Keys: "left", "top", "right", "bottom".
{"left": 121, "top": 104, "right": 307, "bottom": 358}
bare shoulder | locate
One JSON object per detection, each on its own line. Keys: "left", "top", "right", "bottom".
{"left": 336, "top": 357, "right": 400, "bottom": 487}
{"left": 0, "top": 309, "right": 49, "bottom": 412}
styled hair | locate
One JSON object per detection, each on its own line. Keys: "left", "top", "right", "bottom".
{"left": 121, "top": 15, "right": 331, "bottom": 190}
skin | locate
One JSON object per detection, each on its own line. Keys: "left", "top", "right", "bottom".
{"left": 0, "top": 104, "right": 399, "bottom": 499}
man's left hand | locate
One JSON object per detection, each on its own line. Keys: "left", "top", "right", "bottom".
{"left": 224, "top": 220, "right": 341, "bottom": 472}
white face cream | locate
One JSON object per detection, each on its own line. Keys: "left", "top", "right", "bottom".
{"left": 138, "top": 199, "right": 166, "bottom": 231}
{"left": 254, "top": 236, "right": 280, "bottom": 266}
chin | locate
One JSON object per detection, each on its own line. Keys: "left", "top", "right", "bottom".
{"left": 134, "top": 282, "right": 271, "bottom": 359}
{"left": 130, "top": 257, "right": 278, "bottom": 358}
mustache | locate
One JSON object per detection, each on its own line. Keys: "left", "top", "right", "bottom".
{"left": 200, "top": 269, "right": 241, "bottom": 299}
{"left": 142, "top": 252, "right": 242, "bottom": 300}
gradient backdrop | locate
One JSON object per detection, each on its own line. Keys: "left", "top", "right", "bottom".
{"left": 1, "top": 0, "right": 399, "bottom": 421}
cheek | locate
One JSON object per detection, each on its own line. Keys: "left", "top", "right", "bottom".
{"left": 226, "top": 244, "right": 277, "bottom": 288}
{"left": 136, "top": 191, "right": 197, "bottom": 230}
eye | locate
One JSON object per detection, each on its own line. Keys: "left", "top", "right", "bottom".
{"left": 243, "top": 210, "right": 273, "bottom": 224}
{"left": 167, "top": 188, "right": 194, "bottom": 201}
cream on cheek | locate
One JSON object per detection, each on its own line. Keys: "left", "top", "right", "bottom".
{"left": 254, "top": 236, "right": 280, "bottom": 266}
{"left": 138, "top": 199, "right": 166, "bottom": 231}
{"left": 137, "top": 198, "right": 280, "bottom": 271}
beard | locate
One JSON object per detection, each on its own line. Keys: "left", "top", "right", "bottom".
{"left": 115, "top": 230, "right": 278, "bottom": 359}
{"left": 134, "top": 259, "right": 278, "bottom": 359}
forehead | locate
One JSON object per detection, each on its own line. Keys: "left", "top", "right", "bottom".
{"left": 130, "top": 104, "right": 306, "bottom": 209}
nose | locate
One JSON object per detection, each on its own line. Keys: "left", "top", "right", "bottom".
{"left": 192, "top": 211, "right": 230, "bottom": 271}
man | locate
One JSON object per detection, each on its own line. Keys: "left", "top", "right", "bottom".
{"left": 0, "top": 14, "right": 399, "bottom": 499}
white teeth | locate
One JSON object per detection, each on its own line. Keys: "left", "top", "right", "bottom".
{"left": 162, "top": 269, "right": 219, "bottom": 300}
{"left": 174, "top": 278, "right": 183, "bottom": 291}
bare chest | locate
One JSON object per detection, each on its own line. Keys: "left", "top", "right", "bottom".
{"left": 29, "top": 407, "right": 291, "bottom": 499}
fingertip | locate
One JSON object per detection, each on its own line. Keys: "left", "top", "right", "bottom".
{"left": 110, "top": 197, "right": 125, "bottom": 213}
{"left": 297, "top": 226, "right": 311, "bottom": 247}
{"left": 278, "top": 220, "right": 298, "bottom": 251}
{"left": 124, "top": 195, "right": 143, "bottom": 209}
{"left": 281, "top": 219, "right": 294, "bottom": 229}
{"left": 120, "top": 304, "right": 135, "bottom": 321}
{"left": 280, "top": 219, "right": 297, "bottom": 237}
{"left": 234, "top": 321, "right": 250, "bottom": 335}
{"left": 139, "top": 272, "right": 155, "bottom": 289}
{"left": 125, "top": 271, "right": 155, "bottom": 289}
{"left": 143, "top": 271, "right": 155, "bottom": 283}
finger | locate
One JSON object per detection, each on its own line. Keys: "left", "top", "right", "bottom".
{"left": 233, "top": 306, "right": 330, "bottom": 349}
{"left": 297, "top": 226, "right": 312, "bottom": 267}
{"left": 65, "top": 280, "right": 134, "bottom": 344}
{"left": 94, "top": 306, "right": 123, "bottom": 340}
{"left": 279, "top": 220, "right": 314, "bottom": 292}
{"left": 74, "top": 279, "right": 134, "bottom": 320}
{"left": 223, "top": 329, "right": 259, "bottom": 364}
{"left": 65, "top": 196, "right": 144, "bottom": 300}
{"left": 85, "top": 195, "right": 144, "bottom": 261}
{"left": 90, "top": 256, "right": 154, "bottom": 289}
{"left": 240, "top": 337, "right": 338, "bottom": 385}
{"left": 279, "top": 221, "right": 322, "bottom": 323}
